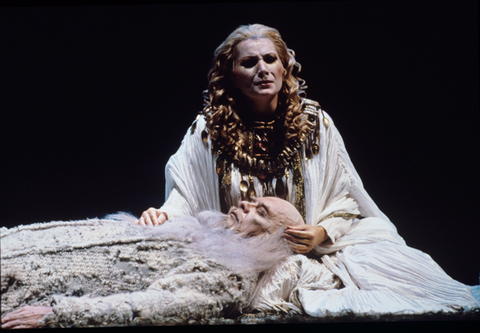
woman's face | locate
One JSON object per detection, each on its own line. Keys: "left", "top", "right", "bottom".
{"left": 233, "top": 38, "right": 284, "bottom": 108}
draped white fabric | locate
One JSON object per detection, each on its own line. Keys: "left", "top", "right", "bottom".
{"left": 159, "top": 111, "right": 479, "bottom": 315}
{"left": 254, "top": 245, "right": 478, "bottom": 316}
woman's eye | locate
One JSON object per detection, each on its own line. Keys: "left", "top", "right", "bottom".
{"left": 264, "top": 54, "right": 277, "bottom": 64}
{"left": 241, "top": 58, "right": 257, "bottom": 68}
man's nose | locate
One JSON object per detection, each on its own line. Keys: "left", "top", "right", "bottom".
{"left": 239, "top": 201, "right": 254, "bottom": 212}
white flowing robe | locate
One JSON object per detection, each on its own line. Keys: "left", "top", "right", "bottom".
{"left": 159, "top": 110, "right": 480, "bottom": 315}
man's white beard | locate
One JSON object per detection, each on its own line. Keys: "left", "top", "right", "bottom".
{"left": 109, "top": 210, "right": 293, "bottom": 281}
{"left": 194, "top": 210, "right": 293, "bottom": 274}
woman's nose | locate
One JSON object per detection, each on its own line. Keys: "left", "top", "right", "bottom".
{"left": 257, "top": 60, "right": 268, "bottom": 76}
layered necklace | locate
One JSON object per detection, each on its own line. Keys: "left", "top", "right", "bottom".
{"left": 202, "top": 99, "right": 327, "bottom": 213}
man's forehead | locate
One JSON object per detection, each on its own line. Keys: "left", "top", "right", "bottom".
{"left": 256, "top": 197, "right": 284, "bottom": 211}
{"left": 261, "top": 197, "right": 302, "bottom": 221}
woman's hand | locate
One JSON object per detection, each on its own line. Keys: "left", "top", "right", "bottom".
{"left": 136, "top": 208, "right": 168, "bottom": 226}
{"left": 282, "top": 225, "right": 329, "bottom": 254}
{"left": 1, "top": 306, "right": 53, "bottom": 329}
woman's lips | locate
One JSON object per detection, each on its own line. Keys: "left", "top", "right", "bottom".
{"left": 255, "top": 80, "right": 273, "bottom": 86}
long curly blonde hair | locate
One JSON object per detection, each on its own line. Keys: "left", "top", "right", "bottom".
{"left": 203, "top": 24, "right": 309, "bottom": 167}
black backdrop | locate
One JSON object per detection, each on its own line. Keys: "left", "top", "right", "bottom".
{"left": 1, "top": 1, "right": 478, "bottom": 286}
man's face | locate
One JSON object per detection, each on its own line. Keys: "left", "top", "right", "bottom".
{"left": 226, "top": 197, "right": 303, "bottom": 237}
{"left": 233, "top": 38, "right": 284, "bottom": 105}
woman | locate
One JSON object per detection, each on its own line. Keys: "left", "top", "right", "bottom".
{"left": 138, "top": 24, "right": 342, "bottom": 253}
{"left": 137, "top": 24, "right": 479, "bottom": 315}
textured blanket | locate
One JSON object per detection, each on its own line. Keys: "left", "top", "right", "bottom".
{"left": 1, "top": 217, "right": 260, "bottom": 327}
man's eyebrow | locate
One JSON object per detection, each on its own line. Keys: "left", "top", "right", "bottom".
{"left": 260, "top": 202, "right": 271, "bottom": 215}
{"left": 252, "top": 198, "right": 269, "bottom": 213}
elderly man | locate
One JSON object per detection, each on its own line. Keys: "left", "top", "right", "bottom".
{"left": 140, "top": 194, "right": 327, "bottom": 255}
{"left": 1, "top": 197, "right": 304, "bottom": 329}
{"left": 3, "top": 196, "right": 479, "bottom": 329}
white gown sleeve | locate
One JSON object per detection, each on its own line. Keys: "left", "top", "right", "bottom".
{"left": 303, "top": 111, "right": 405, "bottom": 253}
{"left": 158, "top": 116, "right": 220, "bottom": 219}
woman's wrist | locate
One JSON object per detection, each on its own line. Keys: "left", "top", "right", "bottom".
{"left": 315, "top": 226, "right": 329, "bottom": 245}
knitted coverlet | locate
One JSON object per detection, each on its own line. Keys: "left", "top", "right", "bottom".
{"left": 1, "top": 218, "right": 258, "bottom": 327}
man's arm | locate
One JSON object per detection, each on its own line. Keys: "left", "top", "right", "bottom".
{"left": 2, "top": 269, "right": 254, "bottom": 329}
{"left": 1, "top": 306, "right": 53, "bottom": 329}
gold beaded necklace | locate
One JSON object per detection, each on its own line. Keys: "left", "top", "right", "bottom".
{"left": 202, "top": 99, "right": 328, "bottom": 216}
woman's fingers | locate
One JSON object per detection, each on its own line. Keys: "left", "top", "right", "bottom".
{"left": 283, "top": 233, "right": 311, "bottom": 251}
{"left": 283, "top": 226, "right": 322, "bottom": 254}
{"left": 140, "top": 214, "right": 151, "bottom": 226}
{"left": 283, "top": 238, "right": 310, "bottom": 254}
{"left": 136, "top": 209, "right": 168, "bottom": 226}
{"left": 156, "top": 212, "right": 167, "bottom": 225}
{"left": 148, "top": 209, "right": 158, "bottom": 226}
{"left": 282, "top": 232, "right": 309, "bottom": 245}
{"left": 283, "top": 228, "right": 315, "bottom": 242}
{"left": 136, "top": 212, "right": 151, "bottom": 226}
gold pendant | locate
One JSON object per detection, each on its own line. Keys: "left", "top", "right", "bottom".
{"left": 323, "top": 117, "right": 330, "bottom": 127}
{"left": 275, "top": 178, "right": 285, "bottom": 198}
{"left": 216, "top": 158, "right": 224, "bottom": 175}
{"left": 305, "top": 146, "right": 312, "bottom": 160}
{"left": 201, "top": 129, "right": 208, "bottom": 143}
{"left": 247, "top": 182, "right": 256, "bottom": 200}
{"left": 240, "top": 180, "right": 249, "bottom": 195}
{"left": 257, "top": 159, "right": 267, "bottom": 180}
{"left": 247, "top": 175, "right": 256, "bottom": 200}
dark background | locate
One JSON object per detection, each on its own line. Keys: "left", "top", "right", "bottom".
{"left": 1, "top": 1, "right": 478, "bottom": 285}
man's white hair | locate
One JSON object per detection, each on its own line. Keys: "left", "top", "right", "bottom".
{"left": 195, "top": 210, "right": 293, "bottom": 273}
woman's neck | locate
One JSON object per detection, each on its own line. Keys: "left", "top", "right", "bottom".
{"left": 239, "top": 95, "right": 279, "bottom": 123}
